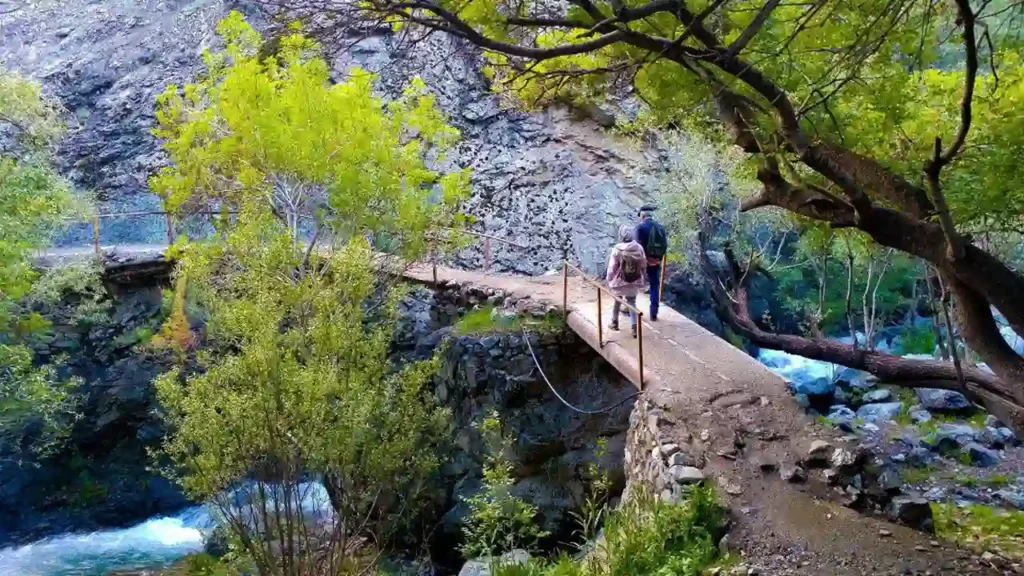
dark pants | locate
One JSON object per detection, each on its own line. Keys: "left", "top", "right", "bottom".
{"left": 647, "top": 264, "right": 661, "bottom": 320}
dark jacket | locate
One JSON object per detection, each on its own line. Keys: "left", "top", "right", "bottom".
{"left": 634, "top": 217, "right": 663, "bottom": 266}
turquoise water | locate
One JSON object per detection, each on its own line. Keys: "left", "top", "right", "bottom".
{"left": 0, "top": 506, "right": 210, "bottom": 575}
{"left": 0, "top": 481, "right": 333, "bottom": 575}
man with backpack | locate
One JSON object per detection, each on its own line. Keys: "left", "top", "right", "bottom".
{"left": 634, "top": 205, "right": 668, "bottom": 321}
{"left": 606, "top": 224, "right": 647, "bottom": 337}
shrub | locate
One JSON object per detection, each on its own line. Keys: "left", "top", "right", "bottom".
{"left": 461, "top": 413, "right": 548, "bottom": 558}
{"left": 454, "top": 305, "right": 564, "bottom": 336}
{"left": 493, "top": 486, "right": 726, "bottom": 576}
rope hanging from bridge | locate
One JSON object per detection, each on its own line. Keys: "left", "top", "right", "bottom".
{"left": 522, "top": 327, "right": 641, "bottom": 415}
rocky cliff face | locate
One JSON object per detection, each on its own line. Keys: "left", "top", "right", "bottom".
{"left": 0, "top": 279, "right": 185, "bottom": 545}
{"left": 394, "top": 283, "right": 635, "bottom": 553}
{"left": 1, "top": 0, "right": 659, "bottom": 274}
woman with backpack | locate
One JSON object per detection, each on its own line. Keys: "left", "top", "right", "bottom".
{"left": 606, "top": 224, "right": 648, "bottom": 338}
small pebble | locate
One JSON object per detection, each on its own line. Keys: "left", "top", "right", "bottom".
{"left": 879, "top": 529, "right": 893, "bottom": 537}
{"left": 915, "top": 545, "right": 927, "bottom": 552}
{"left": 930, "top": 540, "right": 940, "bottom": 547}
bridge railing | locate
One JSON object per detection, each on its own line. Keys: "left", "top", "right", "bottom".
{"left": 427, "top": 230, "right": 528, "bottom": 283}
{"left": 562, "top": 261, "right": 647, "bottom": 389}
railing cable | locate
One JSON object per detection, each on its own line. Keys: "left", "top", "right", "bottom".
{"left": 522, "top": 326, "right": 641, "bottom": 415}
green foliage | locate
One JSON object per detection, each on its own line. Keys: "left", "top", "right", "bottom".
{"left": 151, "top": 11, "right": 470, "bottom": 260}
{"left": 30, "top": 261, "right": 111, "bottom": 327}
{"left": 492, "top": 487, "right": 726, "bottom": 576}
{"left": 156, "top": 211, "right": 449, "bottom": 571}
{"left": 984, "top": 474, "right": 1012, "bottom": 488}
{"left": 0, "top": 344, "right": 81, "bottom": 454}
{"left": 932, "top": 502, "right": 1024, "bottom": 560}
{"left": 0, "top": 69, "right": 64, "bottom": 154}
{"left": 898, "top": 324, "right": 938, "bottom": 355}
{"left": 0, "top": 69, "right": 86, "bottom": 456}
{"left": 900, "top": 465, "right": 937, "bottom": 484}
{"left": 569, "top": 437, "right": 612, "bottom": 548}
{"left": 461, "top": 412, "right": 548, "bottom": 558}
{"left": 452, "top": 0, "right": 1024, "bottom": 239}
{"left": 454, "top": 305, "right": 564, "bottom": 336}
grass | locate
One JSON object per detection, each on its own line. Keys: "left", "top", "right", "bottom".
{"left": 900, "top": 465, "right": 938, "bottom": 484}
{"left": 932, "top": 503, "right": 1024, "bottom": 560}
{"left": 985, "top": 474, "right": 1013, "bottom": 488}
{"left": 491, "top": 486, "right": 727, "bottom": 576}
{"left": 952, "top": 472, "right": 980, "bottom": 488}
{"left": 454, "top": 305, "right": 564, "bottom": 336}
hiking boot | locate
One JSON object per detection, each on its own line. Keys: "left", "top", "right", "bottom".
{"left": 631, "top": 326, "right": 638, "bottom": 338}
{"left": 609, "top": 323, "right": 620, "bottom": 331}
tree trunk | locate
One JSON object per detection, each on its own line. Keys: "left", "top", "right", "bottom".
{"left": 697, "top": 239, "right": 1024, "bottom": 432}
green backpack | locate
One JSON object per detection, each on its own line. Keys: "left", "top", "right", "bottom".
{"left": 645, "top": 222, "right": 668, "bottom": 260}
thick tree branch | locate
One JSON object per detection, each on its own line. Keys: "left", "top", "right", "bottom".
{"left": 726, "top": 0, "right": 783, "bottom": 56}
{"left": 387, "top": 2, "right": 627, "bottom": 60}
{"left": 941, "top": 0, "right": 979, "bottom": 164}
{"left": 696, "top": 231, "right": 1024, "bottom": 427}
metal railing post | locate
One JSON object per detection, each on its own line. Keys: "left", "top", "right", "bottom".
{"left": 660, "top": 255, "right": 667, "bottom": 299}
{"left": 597, "top": 288, "right": 603, "bottom": 348}
{"left": 562, "top": 262, "right": 568, "bottom": 322}
{"left": 638, "top": 312, "right": 645, "bottom": 390}
{"left": 166, "top": 212, "right": 174, "bottom": 245}
{"left": 92, "top": 215, "right": 101, "bottom": 255}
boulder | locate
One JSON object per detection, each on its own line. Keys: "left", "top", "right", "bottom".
{"left": 964, "top": 443, "right": 999, "bottom": 467}
{"left": 670, "top": 465, "right": 705, "bottom": 484}
{"left": 836, "top": 367, "right": 873, "bottom": 389}
{"left": 855, "top": 402, "right": 903, "bottom": 423}
{"left": 915, "top": 389, "right": 971, "bottom": 412}
{"left": 862, "top": 389, "right": 893, "bottom": 403}
{"left": 808, "top": 440, "right": 833, "bottom": 460}
{"left": 909, "top": 408, "right": 932, "bottom": 424}
{"left": 906, "top": 447, "right": 933, "bottom": 468}
{"left": 887, "top": 495, "right": 934, "bottom": 532}
{"left": 827, "top": 405, "right": 856, "bottom": 428}
{"left": 779, "top": 464, "right": 807, "bottom": 483}
{"left": 996, "top": 427, "right": 1019, "bottom": 447}
{"left": 921, "top": 423, "right": 976, "bottom": 452}
{"left": 996, "top": 490, "right": 1024, "bottom": 511}
{"left": 788, "top": 376, "right": 836, "bottom": 398}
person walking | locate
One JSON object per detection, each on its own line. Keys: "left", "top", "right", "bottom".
{"left": 606, "top": 224, "right": 647, "bottom": 338}
{"left": 634, "top": 204, "right": 668, "bottom": 321}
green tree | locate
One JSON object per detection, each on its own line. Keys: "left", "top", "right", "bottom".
{"left": 156, "top": 212, "right": 449, "bottom": 575}
{"left": 306, "top": 0, "right": 1024, "bottom": 426}
{"left": 0, "top": 69, "right": 84, "bottom": 453}
{"left": 151, "top": 12, "right": 470, "bottom": 259}
{"left": 152, "top": 13, "right": 469, "bottom": 573}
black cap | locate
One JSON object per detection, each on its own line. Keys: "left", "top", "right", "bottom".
{"left": 638, "top": 204, "right": 657, "bottom": 213}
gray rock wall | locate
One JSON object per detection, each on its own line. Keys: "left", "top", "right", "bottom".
{"left": 393, "top": 283, "right": 636, "bottom": 546}
{"left": 1, "top": 1, "right": 661, "bottom": 274}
